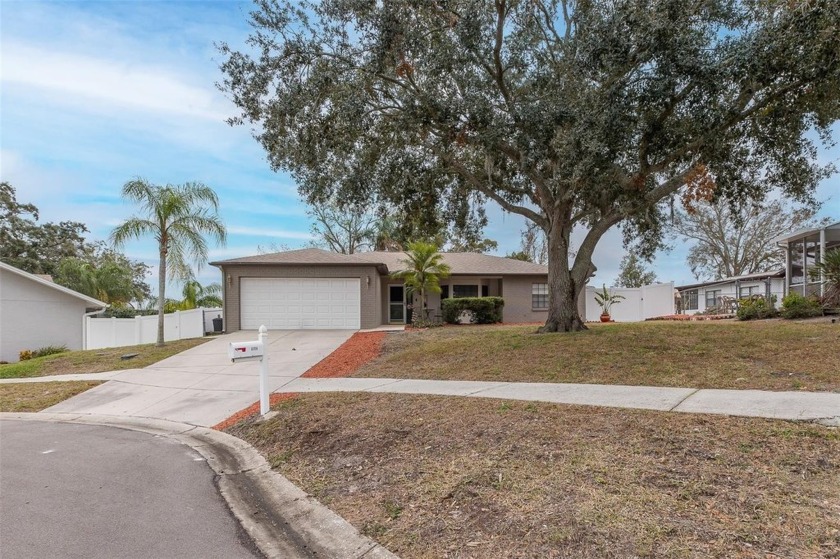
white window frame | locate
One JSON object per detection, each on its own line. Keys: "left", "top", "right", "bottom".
{"left": 532, "top": 283, "right": 548, "bottom": 310}
{"left": 705, "top": 289, "right": 721, "bottom": 308}
{"left": 684, "top": 289, "right": 699, "bottom": 311}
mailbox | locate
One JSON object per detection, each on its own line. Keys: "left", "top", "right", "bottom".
{"left": 228, "top": 340, "right": 264, "bottom": 362}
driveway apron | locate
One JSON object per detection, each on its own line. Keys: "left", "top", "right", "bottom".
{"left": 44, "top": 330, "right": 353, "bottom": 427}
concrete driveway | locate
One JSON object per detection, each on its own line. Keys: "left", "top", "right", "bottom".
{"left": 45, "top": 330, "right": 354, "bottom": 427}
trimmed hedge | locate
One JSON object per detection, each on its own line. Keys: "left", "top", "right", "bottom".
{"left": 441, "top": 297, "right": 504, "bottom": 324}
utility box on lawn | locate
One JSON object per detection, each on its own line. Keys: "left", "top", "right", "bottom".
{"left": 228, "top": 341, "right": 264, "bottom": 362}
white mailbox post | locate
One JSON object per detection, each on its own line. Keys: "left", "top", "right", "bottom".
{"left": 228, "top": 325, "right": 270, "bottom": 416}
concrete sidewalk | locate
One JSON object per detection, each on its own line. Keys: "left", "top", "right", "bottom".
{"left": 0, "top": 371, "right": 123, "bottom": 383}
{"left": 280, "top": 377, "right": 840, "bottom": 423}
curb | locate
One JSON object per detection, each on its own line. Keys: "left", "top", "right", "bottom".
{"left": 0, "top": 412, "right": 398, "bottom": 559}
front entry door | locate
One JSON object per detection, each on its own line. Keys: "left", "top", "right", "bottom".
{"left": 389, "top": 285, "right": 405, "bottom": 323}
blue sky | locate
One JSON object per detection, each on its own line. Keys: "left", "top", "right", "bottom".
{"left": 1, "top": 0, "right": 838, "bottom": 295}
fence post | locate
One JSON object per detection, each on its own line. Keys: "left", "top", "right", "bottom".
{"left": 176, "top": 310, "right": 182, "bottom": 340}
{"left": 111, "top": 317, "right": 117, "bottom": 348}
{"left": 135, "top": 315, "right": 142, "bottom": 345}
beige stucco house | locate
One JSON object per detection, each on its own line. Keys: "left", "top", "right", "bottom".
{"left": 211, "top": 248, "right": 584, "bottom": 330}
{"left": 0, "top": 261, "right": 107, "bottom": 362}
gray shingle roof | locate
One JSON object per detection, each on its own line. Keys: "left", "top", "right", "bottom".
{"left": 352, "top": 251, "right": 548, "bottom": 275}
{"left": 211, "top": 248, "right": 365, "bottom": 266}
{"left": 211, "top": 248, "right": 548, "bottom": 275}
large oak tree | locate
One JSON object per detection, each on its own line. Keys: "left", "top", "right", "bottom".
{"left": 219, "top": 0, "right": 840, "bottom": 331}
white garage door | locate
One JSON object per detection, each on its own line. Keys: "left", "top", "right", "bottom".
{"left": 240, "top": 278, "right": 361, "bottom": 330}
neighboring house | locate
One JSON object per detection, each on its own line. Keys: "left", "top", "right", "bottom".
{"left": 0, "top": 261, "right": 107, "bottom": 362}
{"left": 771, "top": 220, "right": 840, "bottom": 298}
{"left": 676, "top": 270, "right": 786, "bottom": 315}
{"left": 211, "top": 248, "right": 585, "bottom": 330}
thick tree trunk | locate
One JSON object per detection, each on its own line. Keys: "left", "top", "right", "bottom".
{"left": 539, "top": 217, "right": 587, "bottom": 333}
{"left": 156, "top": 248, "right": 166, "bottom": 347}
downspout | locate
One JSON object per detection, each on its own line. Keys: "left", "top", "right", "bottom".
{"left": 82, "top": 307, "right": 108, "bottom": 350}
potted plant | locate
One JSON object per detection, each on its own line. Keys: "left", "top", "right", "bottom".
{"left": 593, "top": 284, "right": 625, "bottom": 322}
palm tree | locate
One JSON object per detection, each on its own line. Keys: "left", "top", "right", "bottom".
{"left": 111, "top": 179, "right": 226, "bottom": 346}
{"left": 179, "top": 279, "right": 223, "bottom": 310}
{"left": 391, "top": 241, "right": 451, "bottom": 320}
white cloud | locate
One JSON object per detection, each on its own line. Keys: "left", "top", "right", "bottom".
{"left": 1, "top": 42, "right": 229, "bottom": 121}
{"left": 226, "top": 226, "right": 313, "bottom": 240}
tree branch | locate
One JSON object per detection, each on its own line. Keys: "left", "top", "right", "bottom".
{"left": 439, "top": 150, "right": 547, "bottom": 227}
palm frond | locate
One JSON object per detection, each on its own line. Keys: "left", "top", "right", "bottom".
{"left": 110, "top": 218, "right": 157, "bottom": 248}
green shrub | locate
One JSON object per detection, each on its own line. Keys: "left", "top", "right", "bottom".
{"left": 18, "top": 345, "right": 69, "bottom": 361}
{"left": 736, "top": 297, "right": 777, "bottom": 321}
{"left": 99, "top": 308, "right": 157, "bottom": 319}
{"left": 780, "top": 293, "right": 822, "bottom": 319}
{"left": 410, "top": 313, "right": 442, "bottom": 329}
{"left": 441, "top": 297, "right": 504, "bottom": 324}
{"left": 33, "top": 345, "right": 68, "bottom": 358}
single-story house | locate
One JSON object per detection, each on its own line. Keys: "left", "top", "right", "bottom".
{"left": 772, "top": 220, "right": 840, "bottom": 298}
{"left": 211, "top": 248, "right": 585, "bottom": 330}
{"left": 676, "top": 270, "right": 786, "bottom": 315}
{"left": 0, "top": 261, "right": 108, "bottom": 362}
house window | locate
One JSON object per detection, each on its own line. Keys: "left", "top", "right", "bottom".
{"left": 441, "top": 285, "right": 449, "bottom": 299}
{"left": 739, "top": 285, "right": 759, "bottom": 298}
{"left": 705, "top": 289, "right": 721, "bottom": 308}
{"left": 482, "top": 285, "right": 489, "bottom": 297}
{"left": 684, "top": 289, "right": 698, "bottom": 311}
{"left": 453, "top": 285, "right": 478, "bottom": 298}
{"left": 532, "top": 283, "right": 548, "bottom": 310}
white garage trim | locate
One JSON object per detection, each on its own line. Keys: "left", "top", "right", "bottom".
{"left": 240, "top": 278, "right": 361, "bottom": 330}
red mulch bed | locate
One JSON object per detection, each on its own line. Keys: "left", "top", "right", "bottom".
{"left": 213, "top": 331, "right": 387, "bottom": 430}
{"left": 213, "top": 393, "right": 297, "bottom": 431}
{"left": 301, "top": 331, "right": 386, "bottom": 378}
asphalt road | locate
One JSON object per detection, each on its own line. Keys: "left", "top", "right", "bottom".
{"left": 0, "top": 420, "right": 261, "bottom": 559}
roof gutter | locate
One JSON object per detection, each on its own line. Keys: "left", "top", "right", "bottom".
{"left": 82, "top": 306, "right": 108, "bottom": 351}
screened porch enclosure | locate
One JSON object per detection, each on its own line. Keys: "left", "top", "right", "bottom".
{"left": 775, "top": 222, "right": 840, "bottom": 297}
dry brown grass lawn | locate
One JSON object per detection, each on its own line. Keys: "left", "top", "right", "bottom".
{"left": 0, "top": 338, "right": 210, "bottom": 379}
{"left": 229, "top": 392, "right": 840, "bottom": 559}
{"left": 0, "top": 381, "right": 102, "bottom": 412}
{"left": 355, "top": 320, "right": 840, "bottom": 391}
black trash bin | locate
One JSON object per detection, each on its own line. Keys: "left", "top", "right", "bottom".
{"left": 212, "top": 315, "right": 223, "bottom": 333}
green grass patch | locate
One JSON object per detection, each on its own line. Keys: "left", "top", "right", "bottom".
{"left": 0, "top": 381, "right": 102, "bottom": 412}
{"left": 0, "top": 338, "right": 209, "bottom": 379}
{"left": 356, "top": 320, "right": 840, "bottom": 391}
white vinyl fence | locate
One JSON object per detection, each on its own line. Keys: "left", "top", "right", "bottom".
{"left": 585, "top": 283, "right": 675, "bottom": 322}
{"left": 83, "top": 308, "right": 223, "bottom": 350}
